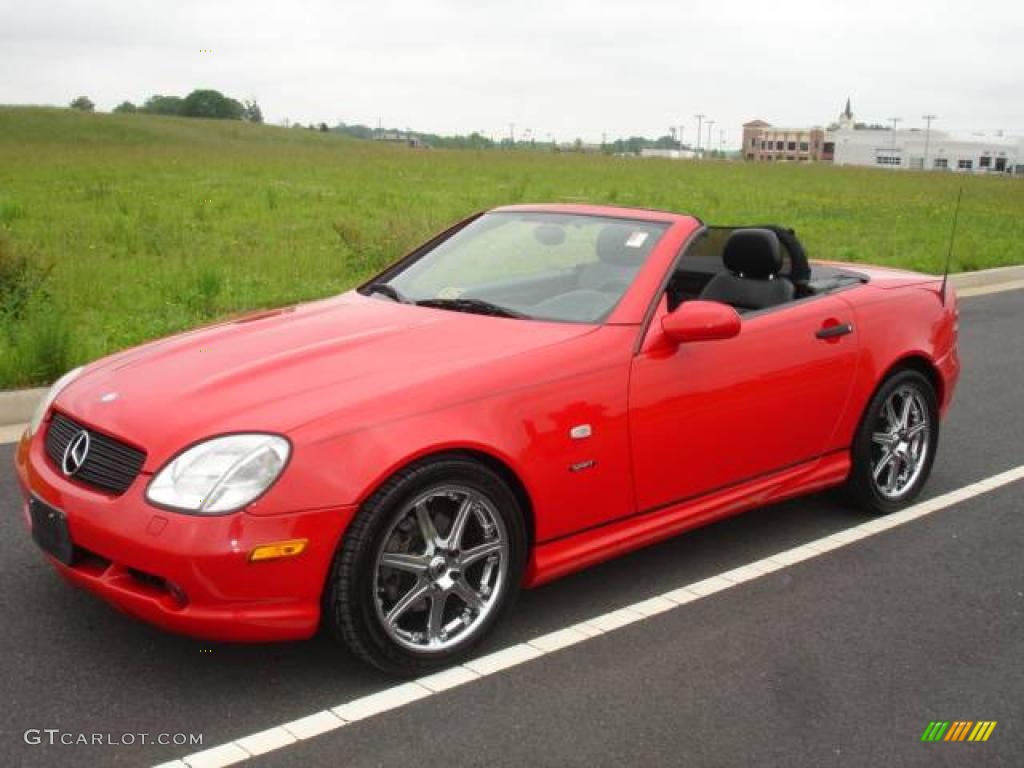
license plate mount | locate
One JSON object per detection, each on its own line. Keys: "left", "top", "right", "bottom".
{"left": 29, "top": 497, "right": 76, "bottom": 565}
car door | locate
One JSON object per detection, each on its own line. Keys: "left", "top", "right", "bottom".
{"left": 628, "top": 295, "right": 859, "bottom": 513}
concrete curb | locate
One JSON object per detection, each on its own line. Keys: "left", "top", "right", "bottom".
{"left": 0, "top": 265, "right": 1021, "bottom": 429}
{"left": 0, "top": 387, "right": 46, "bottom": 430}
{"left": 0, "top": 424, "right": 27, "bottom": 444}
{"left": 949, "top": 264, "right": 1024, "bottom": 289}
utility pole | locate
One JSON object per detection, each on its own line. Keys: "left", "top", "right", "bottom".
{"left": 509, "top": 122, "right": 516, "bottom": 147}
{"left": 679, "top": 125, "right": 685, "bottom": 148}
{"left": 888, "top": 116, "right": 902, "bottom": 150}
{"left": 694, "top": 114, "right": 704, "bottom": 155}
{"left": 705, "top": 120, "right": 715, "bottom": 157}
{"left": 719, "top": 128, "right": 725, "bottom": 152}
{"left": 922, "top": 114, "right": 937, "bottom": 168}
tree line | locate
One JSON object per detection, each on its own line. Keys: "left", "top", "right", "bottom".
{"left": 331, "top": 122, "right": 702, "bottom": 155}
{"left": 70, "top": 91, "right": 263, "bottom": 123}
{"left": 66, "top": 96, "right": 716, "bottom": 155}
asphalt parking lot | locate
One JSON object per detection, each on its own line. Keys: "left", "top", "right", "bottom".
{"left": 2, "top": 288, "right": 1021, "bottom": 768}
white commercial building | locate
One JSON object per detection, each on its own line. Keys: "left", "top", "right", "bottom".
{"left": 832, "top": 126, "right": 1022, "bottom": 174}
{"left": 829, "top": 103, "right": 1022, "bottom": 174}
{"left": 639, "top": 148, "right": 697, "bottom": 160}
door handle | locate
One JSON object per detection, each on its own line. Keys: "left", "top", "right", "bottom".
{"left": 816, "top": 322, "right": 854, "bottom": 339}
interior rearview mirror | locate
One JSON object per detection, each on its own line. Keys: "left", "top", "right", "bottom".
{"left": 662, "top": 300, "right": 741, "bottom": 344}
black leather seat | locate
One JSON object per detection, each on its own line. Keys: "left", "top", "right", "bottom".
{"left": 698, "top": 228, "right": 794, "bottom": 311}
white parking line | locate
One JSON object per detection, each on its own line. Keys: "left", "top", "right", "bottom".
{"left": 155, "top": 464, "right": 1024, "bottom": 768}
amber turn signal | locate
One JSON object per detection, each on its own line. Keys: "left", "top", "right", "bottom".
{"left": 248, "top": 538, "right": 308, "bottom": 562}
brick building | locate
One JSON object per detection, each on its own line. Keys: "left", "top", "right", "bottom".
{"left": 741, "top": 119, "right": 832, "bottom": 163}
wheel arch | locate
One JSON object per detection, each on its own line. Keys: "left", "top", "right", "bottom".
{"left": 443, "top": 448, "right": 537, "bottom": 552}
{"left": 843, "top": 351, "right": 942, "bottom": 514}
{"left": 881, "top": 353, "right": 944, "bottom": 407}
{"left": 353, "top": 446, "right": 537, "bottom": 553}
{"left": 836, "top": 351, "right": 944, "bottom": 452}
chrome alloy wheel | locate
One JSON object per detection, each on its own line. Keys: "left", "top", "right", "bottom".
{"left": 373, "top": 485, "right": 509, "bottom": 653}
{"left": 870, "top": 384, "right": 931, "bottom": 500}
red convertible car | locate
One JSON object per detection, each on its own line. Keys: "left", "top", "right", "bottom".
{"left": 15, "top": 204, "right": 959, "bottom": 674}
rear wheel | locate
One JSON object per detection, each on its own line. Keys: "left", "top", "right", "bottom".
{"left": 324, "top": 457, "right": 526, "bottom": 676}
{"left": 846, "top": 369, "right": 939, "bottom": 514}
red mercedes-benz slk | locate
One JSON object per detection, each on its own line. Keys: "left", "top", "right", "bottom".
{"left": 14, "top": 204, "right": 959, "bottom": 674}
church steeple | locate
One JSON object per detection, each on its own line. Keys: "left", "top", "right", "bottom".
{"left": 838, "top": 98, "right": 855, "bottom": 129}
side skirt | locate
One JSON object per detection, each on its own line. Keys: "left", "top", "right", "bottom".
{"left": 524, "top": 451, "right": 850, "bottom": 587}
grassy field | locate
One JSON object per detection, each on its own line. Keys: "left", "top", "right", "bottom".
{"left": 1, "top": 106, "right": 1022, "bottom": 388}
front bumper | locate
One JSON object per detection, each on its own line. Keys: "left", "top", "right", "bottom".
{"left": 14, "top": 426, "right": 356, "bottom": 642}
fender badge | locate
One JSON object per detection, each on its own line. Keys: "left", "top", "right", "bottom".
{"left": 570, "top": 460, "right": 596, "bottom": 473}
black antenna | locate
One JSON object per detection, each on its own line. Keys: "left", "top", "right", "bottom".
{"left": 941, "top": 186, "right": 963, "bottom": 306}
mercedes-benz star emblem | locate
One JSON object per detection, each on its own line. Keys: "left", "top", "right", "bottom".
{"left": 62, "top": 430, "right": 91, "bottom": 476}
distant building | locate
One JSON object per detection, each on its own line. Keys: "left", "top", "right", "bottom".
{"left": 743, "top": 99, "right": 1023, "bottom": 174}
{"left": 374, "top": 131, "right": 428, "bottom": 148}
{"left": 831, "top": 107, "right": 1021, "bottom": 173}
{"left": 639, "top": 148, "right": 697, "bottom": 160}
{"left": 741, "top": 119, "right": 831, "bottom": 163}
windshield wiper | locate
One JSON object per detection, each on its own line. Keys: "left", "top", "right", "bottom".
{"left": 415, "top": 297, "right": 527, "bottom": 319}
{"left": 364, "top": 282, "right": 410, "bottom": 303}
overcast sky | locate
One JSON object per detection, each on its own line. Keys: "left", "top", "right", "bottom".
{"left": 3, "top": 0, "right": 1022, "bottom": 145}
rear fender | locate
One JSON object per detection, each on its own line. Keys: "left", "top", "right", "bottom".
{"left": 833, "top": 283, "right": 957, "bottom": 445}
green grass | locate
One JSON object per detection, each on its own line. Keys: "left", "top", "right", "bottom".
{"left": 1, "top": 105, "right": 1022, "bottom": 388}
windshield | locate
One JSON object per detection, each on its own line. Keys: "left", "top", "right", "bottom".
{"left": 368, "top": 212, "right": 669, "bottom": 323}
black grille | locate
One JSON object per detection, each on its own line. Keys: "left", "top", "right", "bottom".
{"left": 44, "top": 412, "right": 146, "bottom": 495}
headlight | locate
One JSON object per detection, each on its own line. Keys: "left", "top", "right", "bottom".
{"left": 28, "top": 366, "right": 85, "bottom": 436}
{"left": 146, "top": 434, "right": 291, "bottom": 514}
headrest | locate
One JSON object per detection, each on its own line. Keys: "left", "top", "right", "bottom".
{"left": 534, "top": 223, "right": 566, "bottom": 246}
{"left": 596, "top": 223, "right": 655, "bottom": 266}
{"left": 722, "top": 228, "right": 783, "bottom": 279}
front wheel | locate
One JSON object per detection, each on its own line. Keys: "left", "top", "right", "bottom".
{"left": 846, "top": 369, "right": 939, "bottom": 515}
{"left": 324, "top": 457, "right": 526, "bottom": 676}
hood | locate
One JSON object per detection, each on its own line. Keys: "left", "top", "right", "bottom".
{"left": 57, "top": 292, "right": 595, "bottom": 468}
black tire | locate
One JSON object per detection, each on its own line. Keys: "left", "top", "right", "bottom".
{"left": 846, "top": 369, "right": 939, "bottom": 515}
{"left": 324, "top": 455, "right": 526, "bottom": 676}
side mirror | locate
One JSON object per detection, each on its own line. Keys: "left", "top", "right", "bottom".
{"left": 661, "top": 300, "right": 741, "bottom": 344}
